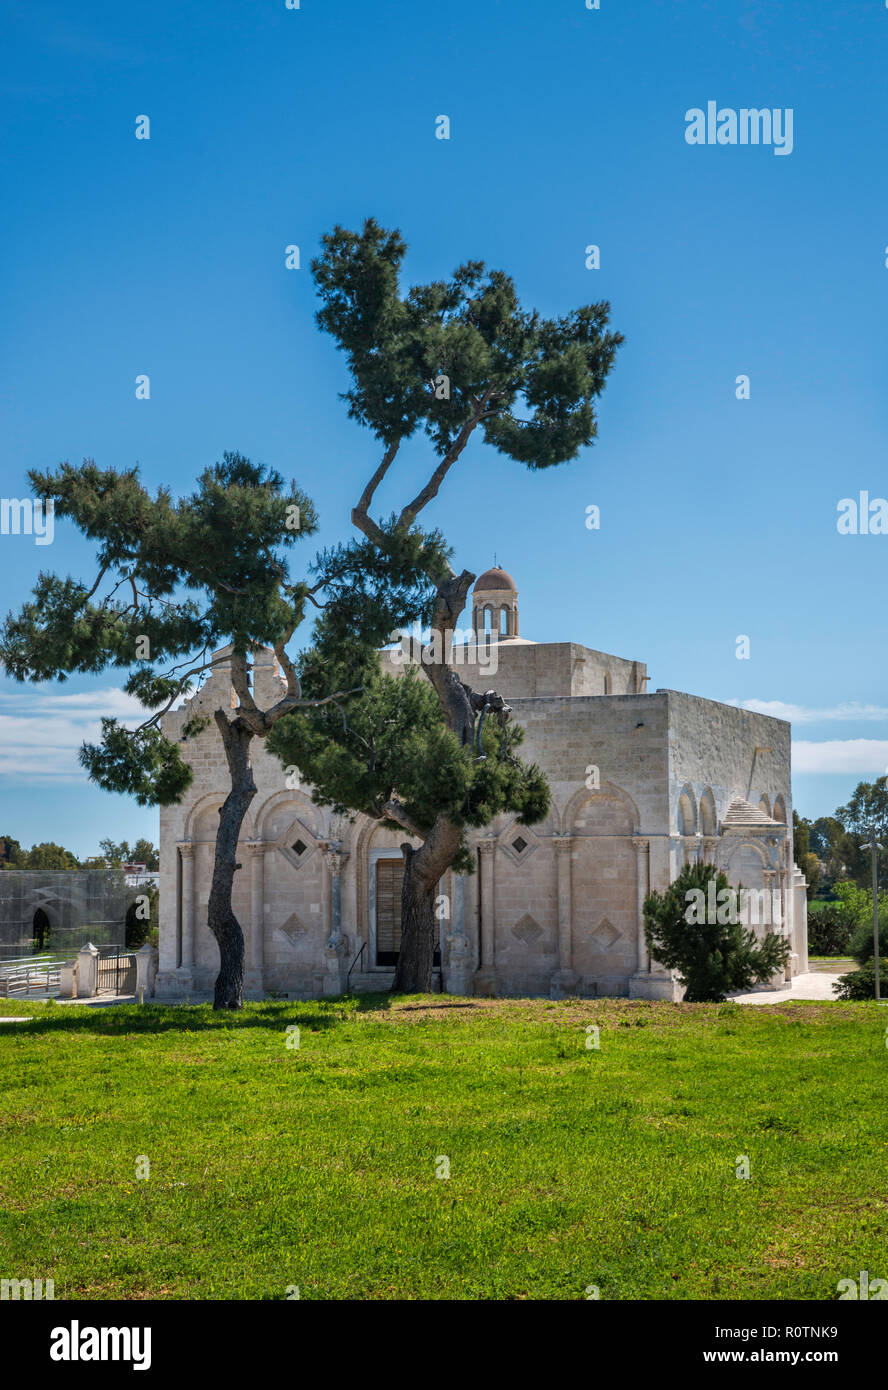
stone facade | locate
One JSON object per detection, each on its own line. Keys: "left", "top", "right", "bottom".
{"left": 156, "top": 569, "right": 807, "bottom": 1002}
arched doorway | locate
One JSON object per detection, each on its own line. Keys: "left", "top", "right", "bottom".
{"left": 372, "top": 851, "right": 441, "bottom": 968}
{"left": 32, "top": 908, "right": 51, "bottom": 951}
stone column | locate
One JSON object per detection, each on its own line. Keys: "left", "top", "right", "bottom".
{"left": 761, "top": 869, "right": 776, "bottom": 934}
{"left": 792, "top": 865, "right": 809, "bottom": 974}
{"left": 245, "top": 842, "right": 267, "bottom": 996}
{"left": 550, "top": 836, "right": 577, "bottom": 998}
{"left": 629, "top": 836, "right": 675, "bottom": 999}
{"left": 474, "top": 839, "right": 497, "bottom": 995}
{"left": 780, "top": 835, "right": 793, "bottom": 935}
{"left": 632, "top": 837, "right": 650, "bottom": 975}
{"left": 321, "top": 843, "right": 350, "bottom": 996}
{"left": 177, "top": 843, "right": 195, "bottom": 991}
{"left": 761, "top": 867, "right": 788, "bottom": 988}
{"left": 668, "top": 833, "right": 683, "bottom": 878}
{"left": 445, "top": 872, "right": 472, "bottom": 997}
{"left": 701, "top": 836, "right": 718, "bottom": 865}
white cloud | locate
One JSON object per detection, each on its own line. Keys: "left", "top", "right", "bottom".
{"left": 0, "top": 686, "right": 147, "bottom": 783}
{"left": 792, "top": 740, "right": 888, "bottom": 775}
{"left": 727, "top": 699, "right": 888, "bottom": 725}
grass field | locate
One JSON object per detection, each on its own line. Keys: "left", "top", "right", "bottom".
{"left": 1, "top": 994, "right": 886, "bottom": 1300}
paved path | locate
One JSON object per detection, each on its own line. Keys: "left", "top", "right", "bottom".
{"left": 730, "top": 971, "right": 843, "bottom": 1005}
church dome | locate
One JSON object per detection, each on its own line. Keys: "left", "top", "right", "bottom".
{"left": 474, "top": 566, "right": 516, "bottom": 592}
{"left": 472, "top": 566, "right": 519, "bottom": 641}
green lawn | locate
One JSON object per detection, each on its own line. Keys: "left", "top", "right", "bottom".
{"left": 1, "top": 994, "right": 886, "bottom": 1300}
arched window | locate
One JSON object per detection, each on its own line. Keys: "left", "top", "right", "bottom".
{"left": 700, "top": 789, "right": 716, "bottom": 837}
{"left": 483, "top": 606, "right": 492, "bottom": 633}
{"left": 603, "top": 673, "right": 612, "bottom": 695}
{"left": 678, "top": 794, "right": 695, "bottom": 835}
{"left": 499, "top": 606, "right": 509, "bottom": 636}
{"left": 773, "top": 795, "right": 787, "bottom": 824}
{"left": 758, "top": 794, "right": 771, "bottom": 819}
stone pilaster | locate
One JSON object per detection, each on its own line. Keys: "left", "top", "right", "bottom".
{"left": 321, "top": 843, "right": 350, "bottom": 996}
{"left": 550, "top": 836, "right": 577, "bottom": 997}
{"left": 630, "top": 836, "right": 677, "bottom": 1000}
{"left": 444, "top": 871, "right": 472, "bottom": 997}
{"left": 474, "top": 838, "right": 497, "bottom": 995}
{"left": 244, "top": 842, "right": 267, "bottom": 996}
{"left": 628, "top": 836, "right": 651, "bottom": 996}
{"left": 172, "top": 842, "right": 195, "bottom": 994}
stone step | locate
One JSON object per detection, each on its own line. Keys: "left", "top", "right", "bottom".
{"left": 347, "top": 971, "right": 395, "bottom": 992}
{"left": 346, "top": 969, "right": 443, "bottom": 994}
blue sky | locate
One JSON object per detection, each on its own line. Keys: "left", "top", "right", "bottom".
{"left": 1, "top": 0, "right": 887, "bottom": 857}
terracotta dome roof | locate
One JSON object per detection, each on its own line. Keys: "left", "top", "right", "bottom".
{"left": 474, "top": 567, "right": 516, "bottom": 592}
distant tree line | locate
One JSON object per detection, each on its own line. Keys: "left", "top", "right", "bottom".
{"left": 0, "top": 836, "right": 159, "bottom": 871}
{"left": 793, "top": 776, "right": 888, "bottom": 899}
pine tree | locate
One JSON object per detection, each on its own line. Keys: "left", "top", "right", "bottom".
{"left": 643, "top": 862, "right": 790, "bottom": 1003}
{"left": 269, "top": 219, "right": 624, "bottom": 993}
{"left": 0, "top": 452, "right": 428, "bottom": 1008}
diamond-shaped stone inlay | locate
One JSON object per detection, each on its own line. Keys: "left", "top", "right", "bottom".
{"left": 512, "top": 913, "right": 543, "bottom": 945}
{"left": 592, "top": 917, "right": 620, "bottom": 951}
{"left": 512, "top": 835, "right": 528, "bottom": 855}
{"left": 291, "top": 839, "right": 308, "bottom": 856}
{"left": 278, "top": 912, "right": 307, "bottom": 946}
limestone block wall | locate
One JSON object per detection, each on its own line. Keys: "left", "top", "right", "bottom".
{"left": 462, "top": 693, "right": 671, "bottom": 997}
{"left": 664, "top": 691, "right": 792, "bottom": 835}
{"left": 664, "top": 690, "right": 803, "bottom": 979}
{"left": 379, "top": 641, "right": 647, "bottom": 700}
{"left": 156, "top": 647, "right": 804, "bottom": 1002}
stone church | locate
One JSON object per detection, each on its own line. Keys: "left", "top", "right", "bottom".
{"left": 156, "top": 568, "right": 808, "bottom": 1001}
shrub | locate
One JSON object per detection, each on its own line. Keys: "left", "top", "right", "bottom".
{"left": 643, "top": 862, "right": 790, "bottom": 1003}
{"left": 807, "top": 903, "right": 855, "bottom": 956}
{"left": 849, "top": 912, "right": 888, "bottom": 968}
{"left": 833, "top": 960, "right": 888, "bottom": 1001}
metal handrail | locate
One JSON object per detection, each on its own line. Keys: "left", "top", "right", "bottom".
{"left": 0, "top": 953, "right": 70, "bottom": 968}
{"left": 0, "top": 959, "right": 65, "bottom": 997}
{"left": 346, "top": 941, "right": 366, "bottom": 990}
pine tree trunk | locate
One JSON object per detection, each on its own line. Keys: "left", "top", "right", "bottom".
{"left": 209, "top": 713, "right": 257, "bottom": 1010}
{"left": 392, "top": 819, "right": 462, "bottom": 994}
{"left": 392, "top": 845, "right": 437, "bottom": 993}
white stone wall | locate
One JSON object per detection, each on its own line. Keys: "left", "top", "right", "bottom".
{"left": 156, "top": 651, "right": 805, "bottom": 1001}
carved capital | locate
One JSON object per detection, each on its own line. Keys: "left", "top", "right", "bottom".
{"left": 631, "top": 836, "right": 650, "bottom": 854}
{"left": 324, "top": 849, "right": 349, "bottom": 876}
{"left": 178, "top": 842, "right": 195, "bottom": 859}
{"left": 553, "top": 836, "right": 574, "bottom": 856}
{"left": 478, "top": 839, "right": 497, "bottom": 856}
